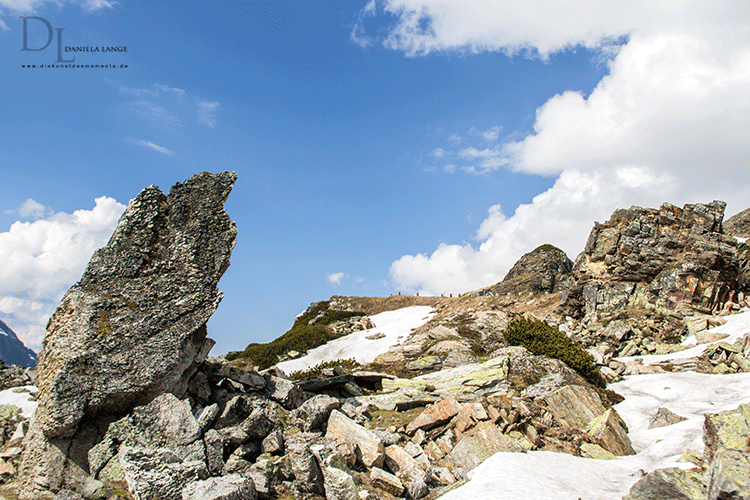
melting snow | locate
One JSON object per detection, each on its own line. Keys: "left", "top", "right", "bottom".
{"left": 276, "top": 306, "right": 434, "bottom": 374}
{"left": 0, "top": 386, "right": 38, "bottom": 418}
{"left": 616, "top": 307, "right": 750, "bottom": 366}
{"left": 440, "top": 309, "right": 750, "bottom": 500}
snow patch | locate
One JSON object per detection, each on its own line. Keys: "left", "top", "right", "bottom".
{"left": 617, "top": 308, "right": 750, "bottom": 366}
{"left": 277, "top": 306, "right": 434, "bottom": 374}
{"left": 0, "top": 386, "right": 37, "bottom": 418}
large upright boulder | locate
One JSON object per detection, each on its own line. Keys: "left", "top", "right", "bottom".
{"left": 18, "top": 172, "right": 237, "bottom": 499}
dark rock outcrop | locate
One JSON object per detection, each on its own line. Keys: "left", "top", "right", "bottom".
{"left": 0, "top": 319, "right": 37, "bottom": 368}
{"left": 481, "top": 244, "right": 573, "bottom": 297}
{"left": 560, "top": 201, "right": 746, "bottom": 319}
{"left": 17, "top": 172, "right": 237, "bottom": 499}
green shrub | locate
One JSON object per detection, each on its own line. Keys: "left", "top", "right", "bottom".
{"left": 289, "top": 358, "right": 361, "bottom": 380}
{"left": 503, "top": 317, "right": 601, "bottom": 385}
{"left": 226, "top": 301, "right": 364, "bottom": 370}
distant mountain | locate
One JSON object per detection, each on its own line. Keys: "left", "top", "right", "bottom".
{"left": 0, "top": 319, "right": 37, "bottom": 367}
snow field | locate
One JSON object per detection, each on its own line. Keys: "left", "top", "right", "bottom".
{"left": 276, "top": 306, "right": 434, "bottom": 374}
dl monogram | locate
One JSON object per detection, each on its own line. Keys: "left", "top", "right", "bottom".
{"left": 20, "top": 16, "right": 75, "bottom": 63}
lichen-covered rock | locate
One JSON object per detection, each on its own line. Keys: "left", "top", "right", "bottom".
{"left": 405, "top": 398, "right": 462, "bottom": 435}
{"left": 543, "top": 384, "right": 607, "bottom": 430}
{"left": 648, "top": 407, "right": 688, "bottom": 429}
{"left": 707, "top": 449, "right": 750, "bottom": 500}
{"left": 263, "top": 375, "right": 303, "bottom": 410}
{"left": 88, "top": 393, "right": 203, "bottom": 477}
{"left": 119, "top": 446, "right": 209, "bottom": 500}
{"left": 325, "top": 410, "right": 384, "bottom": 469}
{"left": 286, "top": 433, "right": 325, "bottom": 496}
{"left": 181, "top": 474, "right": 256, "bottom": 500}
{"left": 585, "top": 408, "right": 635, "bottom": 456}
{"left": 623, "top": 467, "right": 706, "bottom": 500}
{"left": 703, "top": 403, "right": 750, "bottom": 465}
{"left": 289, "top": 394, "right": 341, "bottom": 432}
{"left": 370, "top": 467, "right": 404, "bottom": 497}
{"left": 447, "top": 421, "right": 526, "bottom": 472}
{"left": 321, "top": 466, "right": 358, "bottom": 500}
{"left": 18, "top": 172, "right": 237, "bottom": 499}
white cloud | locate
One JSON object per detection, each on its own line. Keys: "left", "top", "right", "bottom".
{"left": 448, "top": 133, "right": 462, "bottom": 143}
{"left": 0, "top": 18, "right": 8, "bottom": 31}
{"left": 429, "top": 147, "right": 446, "bottom": 158}
{"left": 5, "top": 198, "right": 49, "bottom": 219}
{"left": 197, "top": 100, "right": 220, "bottom": 128}
{"left": 443, "top": 164, "right": 456, "bottom": 173}
{"left": 0, "top": 0, "right": 116, "bottom": 14}
{"left": 154, "top": 83, "right": 186, "bottom": 98}
{"left": 0, "top": 196, "right": 126, "bottom": 351}
{"left": 126, "top": 138, "right": 174, "bottom": 156}
{"left": 384, "top": 1, "right": 750, "bottom": 294}
{"left": 457, "top": 146, "right": 507, "bottom": 174}
{"left": 356, "top": 1, "right": 749, "bottom": 59}
{"left": 326, "top": 272, "right": 346, "bottom": 285}
{"left": 127, "top": 100, "right": 183, "bottom": 131}
{"left": 469, "top": 125, "right": 502, "bottom": 141}
{"left": 81, "top": 0, "right": 117, "bottom": 11}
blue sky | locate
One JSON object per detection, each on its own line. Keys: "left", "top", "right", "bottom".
{"left": 2, "top": 1, "right": 749, "bottom": 356}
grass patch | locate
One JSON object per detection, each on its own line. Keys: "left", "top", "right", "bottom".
{"left": 503, "top": 317, "right": 601, "bottom": 386}
{"left": 289, "top": 358, "right": 361, "bottom": 380}
{"left": 366, "top": 405, "right": 425, "bottom": 431}
{"left": 226, "top": 301, "right": 364, "bottom": 370}
{"left": 533, "top": 243, "right": 563, "bottom": 253}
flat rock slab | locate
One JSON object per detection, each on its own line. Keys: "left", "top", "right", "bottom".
{"left": 448, "top": 421, "right": 526, "bottom": 472}
{"left": 325, "top": 410, "right": 384, "bottom": 469}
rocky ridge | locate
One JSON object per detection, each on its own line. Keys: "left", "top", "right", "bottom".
{"left": 0, "top": 186, "right": 748, "bottom": 499}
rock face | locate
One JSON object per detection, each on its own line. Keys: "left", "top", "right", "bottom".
{"left": 724, "top": 207, "right": 750, "bottom": 238}
{"left": 17, "top": 172, "right": 237, "bottom": 499}
{"left": 481, "top": 244, "right": 573, "bottom": 297}
{"left": 561, "top": 201, "right": 746, "bottom": 319}
{"left": 0, "top": 319, "right": 37, "bottom": 367}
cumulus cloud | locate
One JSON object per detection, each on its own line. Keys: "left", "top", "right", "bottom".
{"left": 0, "top": 197, "right": 126, "bottom": 350}
{"left": 382, "top": 1, "right": 750, "bottom": 294}
{"left": 326, "top": 272, "right": 346, "bottom": 285}
{"left": 5, "top": 198, "right": 49, "bottom": 219}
